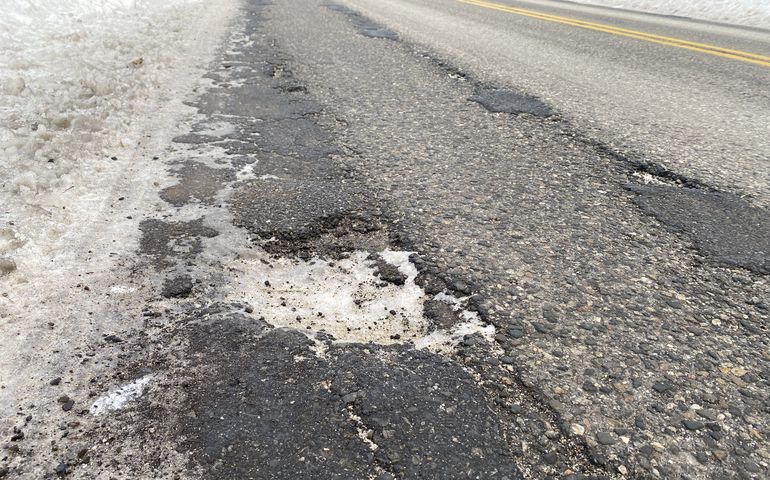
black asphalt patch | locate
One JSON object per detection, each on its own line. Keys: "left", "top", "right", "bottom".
{"left": 138, "top": 218, "right": 219, "bottom": 269}
{"left": 629, "top": 159, "right": 712, "bottom": 190}
{"left": 244, "top": 151, "right": 342, "bottom": 181}
{"left": 371, "top": 254, "right": 408, "bottom": 286}
{"left": 160, "top": 163, "right": 235, "bottom": 207}
{"left": 469, "top": 87, "right": 555, "bottom": 117}
{"left": 630, "top": 185, "right": 770, "bottom": 274}
{"left": 176, "top": 311, "right": 522, "bottom": 480}
{"left": 423, "top": 298, "right": 463, "bottom": 330}
{"left": 326, "top": 4, "right": 399, "bottom": 40}
{"left": 161, "top": 275, "right": 194, "bottom": 298}
{"left": 222, "top": 117, "right": 339, "bottom": 158}
{"left": 173, "top": 8, "right": 378, "bottom": 255}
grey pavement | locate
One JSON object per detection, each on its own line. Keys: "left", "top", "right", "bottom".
{"left": 340, "top": 0, "right": 770, "bottom": 207}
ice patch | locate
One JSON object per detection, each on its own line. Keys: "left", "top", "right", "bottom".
{"left": 91, "top": 375, "right": 154, "bottom": 415}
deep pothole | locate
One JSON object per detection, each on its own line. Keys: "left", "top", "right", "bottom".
{"left": 225, "top": 250, "right": 495, "bottom": 352}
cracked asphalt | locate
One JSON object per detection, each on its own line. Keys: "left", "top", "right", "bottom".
{"left": 3, "top": 0, "right": 768, "bottom": 479}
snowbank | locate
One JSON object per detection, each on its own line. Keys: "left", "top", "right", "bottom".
{"left": 572, "top": 0, "right": 770, "bottom": 29}
{"left": 0, "top": 0, "right": 204, "bottom": 195}
{"left": 0, "top": 0, "right": 232, "bottom": 265}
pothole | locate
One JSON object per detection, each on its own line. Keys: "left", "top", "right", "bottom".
{"left": 469, "top": 87, "right": 555, "bottom": 117}
{"left": 627, "top": 159, "right": 710, "bottom": 190}
{"left": 226, "top": 249, "right": 496, "bottom": 351}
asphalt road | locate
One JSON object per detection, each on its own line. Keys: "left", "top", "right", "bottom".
{"left": 343, "top": 0, "right": 770, "bottom": 207}
{"left": 7, "top": 1, "right": 768, "bottom": 479}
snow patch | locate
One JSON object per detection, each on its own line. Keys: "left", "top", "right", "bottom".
{"left": 91, "top": 375, "right": 154, "bottom": 415}
{"left": 109, "top": 285, "right": 137, "bottom": 294}
{"left": 418, "top": 291, "right": 497, "bottom": 354}
{"left": 227, "top": 250, "right": 496, "bottom": 353}
{"left": 415, "top": 316, "right": 497, "bottom": 355}
{"left": 379, "top": 249, "right": 418, "bottom": 277}
{"left": 235, "top": 162, "right": 257, "bottom": 181}
{"left": 227, "top": 251, "right": 428, "bottom": 344}
{"left": 434, "top": 291, "right": 464, "bottom": 306}
{"left": 0, "top": 0, "right": 235, "bottom": 277}
{"left": 0, "top": 0, "right": 218, "bottom": 195}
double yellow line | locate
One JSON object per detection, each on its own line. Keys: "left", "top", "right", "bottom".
{"left": 459, "top": 0, "right": 770, "bottom": 68}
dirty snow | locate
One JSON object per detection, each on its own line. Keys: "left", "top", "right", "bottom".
{"left": 228, "top": 251, "right": 429, "bottom": 344}
{"left": 573, "top": 0, "right": 770, "bottom": 29}
{"left": 227, "top": 250, "right": 496, "bottom": 351}
{"left": 91, "top": 375, "right": 154, "bottom": 415}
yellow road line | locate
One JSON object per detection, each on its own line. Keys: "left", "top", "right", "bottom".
{"left": 458, "top": 0, "right": 770, "bottom": 68}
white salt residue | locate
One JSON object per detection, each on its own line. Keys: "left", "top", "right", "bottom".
{"left": 573, "top": 0, "right": 770, "bottom": 29}
{"left": 631, "top": 170, "right": 669, "bottom": 186}
{"left": 303, "top": 331, "right": 330, "bottom": 358}
{"left": 227, "top": 251, "right": 428, "bottom": 344}
{"left": 258, "top": 174, "right": 280, "bottom": 180}
{"left": 348, "top": 409, "right": 379, "bottom": 451}
{"left": 91, "top": 375, "right": 154, "bottom": 415}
